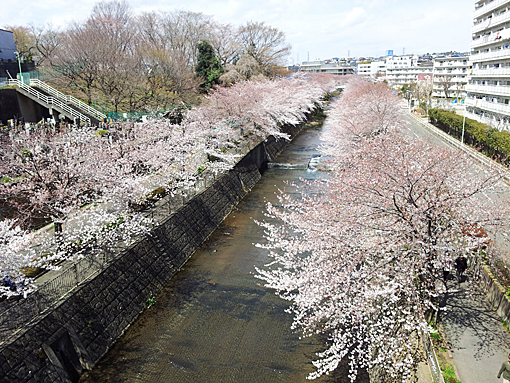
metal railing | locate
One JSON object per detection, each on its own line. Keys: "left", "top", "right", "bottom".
{"left": 0, "top": 167, "right": 222, "bottom": 345}
{"left": 0, "top": 121, "right": 263, "bottom": 344}
{"left": 408, "top": 112, "right": 510, "bottom": 184}
{"left": 30, "top": 79, "right": 107, "bottom": 121}
{"left": 8, "top": 79, "right": 91, "bottom": 125}
{"left": 470, "top": 67, "right": 510, "bottom": 77}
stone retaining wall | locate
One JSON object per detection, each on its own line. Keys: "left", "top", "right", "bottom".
{"left": 482, "top": 265, "right": 510, "bottom": 325}
{"left": 0, "top": 121, "right": 306, "bottom": 383}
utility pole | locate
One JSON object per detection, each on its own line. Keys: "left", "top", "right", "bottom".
{"left": 15, "top": 51, "right": 23, "bottom": 83}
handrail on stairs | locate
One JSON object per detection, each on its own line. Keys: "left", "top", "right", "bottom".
{"left": 29, "top": 79, "right": 107, "bottom": 120}
{"left": 8, "top": 79, "right": 91, "bottom": 125}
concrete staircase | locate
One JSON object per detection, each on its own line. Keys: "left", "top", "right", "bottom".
{"left": 8, "top": 79, "right": 106, "bottom": 126}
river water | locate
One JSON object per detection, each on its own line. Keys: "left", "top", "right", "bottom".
{"left": 79, "top": 117, "right": 369, "bottom": 383}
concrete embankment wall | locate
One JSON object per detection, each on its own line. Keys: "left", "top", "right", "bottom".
{"left": 482, "top": 266, "right": 510, "bottom": 325}
{"left": 0, "top": 122, "right": 304, "bottom": 383}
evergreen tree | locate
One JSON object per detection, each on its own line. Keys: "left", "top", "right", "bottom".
{"left": 196, "top": 41, "right": 224, "bottom": 91}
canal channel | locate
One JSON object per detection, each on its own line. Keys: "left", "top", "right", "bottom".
{"left": 79, "top": 115, "right": 369, "bottom": 383}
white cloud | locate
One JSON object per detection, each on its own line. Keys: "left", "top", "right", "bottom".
{"left": 0, "top": 0, "right": 473, "bottom": 61}
{"left": 339, "top": 7, "right": 367, "bottom": 28}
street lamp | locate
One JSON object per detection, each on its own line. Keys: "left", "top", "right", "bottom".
{"left": 461, "top": 113, "right": 466, "bottom": 145}
{"left": 14, "top": 51, "right": 22, "bottom": 83}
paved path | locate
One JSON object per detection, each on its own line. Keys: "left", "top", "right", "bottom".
{"left": 404, "top": 113, "right": 510, "bottom": 383}
{"left": 441, "top": 276, "right": 510, "bottom": 383}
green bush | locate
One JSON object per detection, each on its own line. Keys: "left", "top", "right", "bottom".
{"left": 489, "top": 130, "right": 510, "bottom": 154}
{"left": 429, "top": 108, "right": 510, "bottom": 159}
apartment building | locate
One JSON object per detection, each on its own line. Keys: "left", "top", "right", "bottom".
{"left": 357, "top": 60, "right": 387, "bottom": 81}
{"left": 432, "top": 54, "right": 470, "bottom": 99}
{"left": 466, "top": 0, "right": 510, "bottom": 129}
{"left": 300, "top": 59, "right": 356, "bottom": 75}
{"left": 386, "top": 55, "right": 434, "bottom": 89}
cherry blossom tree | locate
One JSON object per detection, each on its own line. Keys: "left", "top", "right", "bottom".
{"left": 0, "top": 75, "right": 336, "bottom": 298}
{"left": 0, "top": 220, "right": 39, "bottom": 298}
{"left": 255, "top": 80, "right": 510, "bottom": 382}
{"left": 0, "top": 126, "right": 103, "bottom": 230}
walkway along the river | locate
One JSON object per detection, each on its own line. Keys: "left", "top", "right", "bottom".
{"left": 406, "top": 113, "right": 510, "bottom": 383}
{"left": 79, "top": 116, "right": 370, "bottom": 383}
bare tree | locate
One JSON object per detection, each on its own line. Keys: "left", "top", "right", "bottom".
{"left": 210, "top": 24, "right": 241, "bottom": 66}
{"left": 411, "top": 78, "right": 434, "bottom": 115}
{"left": 437, "top": 75, "right": 454, "bottom": 99}
{"left": 48, "top": 22, "right": 101, "bottom": 106}
{"left": 32, "top": 25, "right": 61, "bottom": 67}
{"left": 160, "top": 11, "right": 215, "bottom": 69}
{"left": 236, "top": 21, "right": 291, "bottom": 76}
{"left": 3, "top": 25, "right": 36, "bottom": 61}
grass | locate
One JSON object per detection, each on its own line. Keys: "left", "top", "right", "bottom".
{"left": 442, "top": 363, "right": 461, "bottom": 383}
{"left": 146, "top": 297, "right": 156, "bottom": 308}
{"left": 430, "top": 323, "right": 462, "bottom": 383}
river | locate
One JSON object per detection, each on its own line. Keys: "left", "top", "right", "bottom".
{"left": 79, "top": 116, "right": 369, "bottom": 383}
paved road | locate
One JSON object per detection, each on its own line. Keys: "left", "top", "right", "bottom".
{"left": 441, "top": 277, "right": 509, "bottom": 383}
{"left": 405, "top": 113, "right": 510, "bottom": 383}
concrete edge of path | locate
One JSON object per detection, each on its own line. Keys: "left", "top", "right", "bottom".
{"left": 407, "top": 112, "right": 510, "bottom": 186}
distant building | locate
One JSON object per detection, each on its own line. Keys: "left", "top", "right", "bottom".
{"left": 466, "top": 0, "right": 510, "bottom": 130}
{"left": 300, "top": 59, "right": 356, "bottom": 75}
{"left": 357, "top": 60, "right": 387, "bottom": 81}
{"left": 0, "top": 29, "right": 16, "bottom": 63}
{"left": 386, "top": 55, "right": 434, "bottom": 89}
{"left": 432, "top": 54, "right": 470, "bottom": 99}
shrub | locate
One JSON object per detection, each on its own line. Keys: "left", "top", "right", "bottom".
{"left": 429, "top": 108, "right": 510, "bottom": 159}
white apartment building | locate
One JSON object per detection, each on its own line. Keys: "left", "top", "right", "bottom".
{"left": 386, "top": 55, "right": 434, "bottom": 89}
{"left": 466, "top": 0, "right": 510, "bottom": 129}
{"left": 357, "top": 60, "right": 387, "bottom": 81}
{"left": 300, "top": 59, "right": 356, "bottom": 75}
{"left": 432, "top": 55, "right": 470, "bottom": 99}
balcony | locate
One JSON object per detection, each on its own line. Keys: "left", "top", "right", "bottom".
{"left": 466, "top": 84, "right": 510, "bottom": 96}
{"left": 433, "top": 78, "right": 467, "bottom": 85}
{"left": 466, "top": 97, "right": 510, "bottom": 116}
{"left": 471, "top": 28, "right": 510, "bottom": 49}
{"left": 475, "top": 0, "right": 509, "bottom": 19}
{"left": 471, "top": 67, "right": 510, "bottom": 76}
{"left": 434, "top": 70, "right": 469, "bottom": 76}
{"left": 473, "top": 11, "right": 510, "bottom": 34}
{"left": 465, "top": 109, "right": 510, "bottom": 128}
{"left": 470, "top": 48, "right": 510, "bottom": 62}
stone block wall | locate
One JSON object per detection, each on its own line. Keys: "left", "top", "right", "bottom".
{"left": 483, "top": 265, "right": 510, "bottom": 325}
{"left": 0, "top": 123, "right": 301, "bottom": 383}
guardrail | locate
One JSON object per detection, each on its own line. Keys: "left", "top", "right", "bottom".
{"left": 408, "top": 112, "right": 510, "bottom": 185}
{"left": 30, "top": 79, "right": 106, "bottom": 121}
{"left": 0, "top": 168, "right": 219, "bottom": 345}
{"left": 8, "top": 79, "right": 91, "bottom": 125}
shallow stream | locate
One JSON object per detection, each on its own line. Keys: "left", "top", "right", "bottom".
{"left": 79, "top": 118, "right": 368, "bottom": 383}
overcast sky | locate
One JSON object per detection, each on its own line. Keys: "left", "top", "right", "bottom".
{"left": 1, "top": 0, "right": 474, "bottom": 64}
